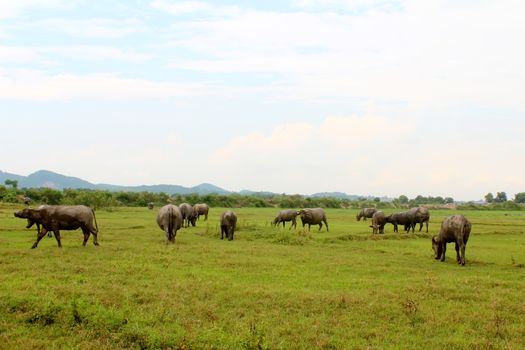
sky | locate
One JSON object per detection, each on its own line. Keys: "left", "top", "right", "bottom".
{"left": 1, "top": 0, "right": 524, "bottom": 201}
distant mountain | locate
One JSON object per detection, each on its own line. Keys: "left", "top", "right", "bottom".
{"left": 0, "top": 169, "right": 389, "bottom": 200}
{"left": 0, "top": 169, "right": 230, "bottom": 195}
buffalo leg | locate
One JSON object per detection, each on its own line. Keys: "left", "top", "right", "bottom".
{"left": 318, "top": 222, "right": 323, "bottom": 231}
{"left": 221, "top": 226, "right": 225, "bottom": 240}
{"left": 291, "top": 219, "right": 296, "bottom": 229}
{"left": 308, "top": 224, "right": 311, "bottom": 231}
{"left": 282, "top": 221, "right": 285, "bottom": 228}
{"left": 393, "top": 224, "right": 398, "bottom": 233}
{"left": 440, "top": 242, "right": 447, "bottom": 262}
{"left": 425, "top": 221, "right": 429, "bottom": 233}
{"left": 324, "top": 219, "right": 329, "bottom": 232}
{"left": 31, "top": 229, "right": 49, "bottom": 249}
{"left": 455, "top": 243, "right": 460, "bottom": 263}
{"left": 91, "top": 229, "right": 99, "bottom": 246}
{"left": 82, "top": 228, "right": 91, "bottom": 246}
{"left": 53, "top": 230, "right": 62, "bottom": 248}
{"left": 165, "top": 229, "right": 170, "bottom": 244}
{"left": 460, "top": 242, "right": 466, "bottom": 266}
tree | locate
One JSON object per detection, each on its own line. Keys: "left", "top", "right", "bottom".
{"left": 514, "top": 192, "right": 525, "bottom": 203}
{"left": 398, "top": 195, "right": 409, "bottom": 204}
{"left": 494, "top": 192, "right": 507, "bottom": 203}
{"left": 4, "top": 179, "right": 18, "bottom": 189}
{"left": 444, "top": 197, "right": 454, "bottom": 204}
{"left": 484, "top": 193, "right": 494, "bottom": 203}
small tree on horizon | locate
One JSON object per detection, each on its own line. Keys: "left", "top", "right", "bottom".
{"left": 494, "top": 192, "right": 507, "bottom": 203}
{"left": 484, "top": 192, "right": 494, "bottom": 203}
{"left": 514, "top": 192, "right": 525, "bottom": 203}
{"left": 4, "top": 179, "right": 18, "bottom": 189}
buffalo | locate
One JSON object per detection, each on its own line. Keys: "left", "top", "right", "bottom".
{"left": 147, "top": 202, "right": 154, "bottom": 210}
{"left": 386, "top": 211, "right": 415, "bottom": 233}
{"left": 356, "top": 208, "right": 377, "bottom": 222}
{"left": 409, "top": 207, "right": 430, "bottom": 232}
{"left": 14, "top": 205, "right": 99, "bottom": 248}
{"left": 370, "top": 211, "right": 387, "bottom": 234}
{"left": 432, "top": 215, "right": 471, "bottom": 265}
{"left": 179, "top": 203, "right": 197, "bottom": 228}
{"left": 220, "top": 210, "right": 237, "bottom": 241}
{"left": 298, "top": 208, "right": 328, "bottom": 232}
{"left": 193, "top": 203, "right": 209, "bottom": 221}
{"left": 156, "top": 204, "right": 182, "bottom": 244}
{"left": 272, "top": 209, "right": 298, "bottom": 229}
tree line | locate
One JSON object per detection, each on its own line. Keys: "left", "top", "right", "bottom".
{"left": 1, "top": 179, "right": 524, "bottom": 210}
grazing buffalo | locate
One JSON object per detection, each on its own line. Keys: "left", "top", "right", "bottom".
{"left": 356, "top": 208, "right": 377, "bottom": 222}
{"left": 156, "top": 204, "right": 182, "bottom": 244}
{"left": 408, "top": 207, "right": 430, "bottom": 232}
{"left": 298, "top": 208, "right": 328, "bottom": 232}
{"left": 23, "top": 196, "right": 32, "bottom": 206}
{"left": 14, "top": 205, "right": 99, "bottom": 248}
{"left": 193, "top": 203, "right": 209, "bottom": 221}
{"left": 370, "top": 211, "right": 387, "bottom": 234}
{"left": 147, "top": 202, "right": 154, "bottom": 210}
{"left": 386, "top": 211, "right": 415, "bottom": 233}
{"left": 272, "top": 209, "right": 298, "bottom": 229}
{"left": 220, "top": 210, "right": 237, "bottom": 241}
{"left": 179, "top": 203, "right": 197, "bottom": 228}
{"left": 432, "top": 215, "right": 471, "bottom": 265}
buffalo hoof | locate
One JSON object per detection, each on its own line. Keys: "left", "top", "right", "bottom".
{"left": 94, "top": 242, "right": 99, "bottom": 246}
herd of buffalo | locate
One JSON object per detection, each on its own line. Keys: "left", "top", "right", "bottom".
{"left": 12, "top": 203, "right": 471, "bottom": 265}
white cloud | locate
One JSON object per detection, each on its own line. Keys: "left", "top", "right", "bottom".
{"left": 0, "top": 70, "right": 212, "bottom": 101}
{"left": 151, "top": 0, "right": 241, "bottom": 16}
{"left": 165, "top": 1, "right": 525, "bottom": 110}
{"left": 0, "top": 0, "right": 73, "bottom": 19}
{"left": 31, "top": 18, "right": 146, "bottom": 38}
{"left": 208, "top": 116, "right": 525, "bottom": 200}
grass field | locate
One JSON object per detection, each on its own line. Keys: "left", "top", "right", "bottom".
{"left": 0, "top": 204, "right": 524, "bottom": 349}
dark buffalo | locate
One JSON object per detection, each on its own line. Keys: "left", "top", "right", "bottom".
{"left": 298, "top": 208, "right": 328, "bottom": 232}
{"left": 23, "top": 196, "right": 32, "bottom": 206}
{"left": 370, "top": 211, "right": 387, "bottom": 234}
{"left": 147, "top": 202, "right": 154, "bottom": 210}
{"left": 179, "top": 203, "right": 197, "bottom": 228}
{"left": 193, "top": 203, "right": 209, "bottom": 221}
{"left": 220, "top": 210, "right": 237, "bottom": 241}
{"left": 272, "top": 209, "right": 298, "bottom": 229}
{"left": 356, "top": 208, "right": 377, "bottom": 222}
{"left": 432, "top": 215, "right": 471, "bottom": 265}
{"left": 25, "top": 205, "right": 51, "bottom": 237}
{"left": 14, "top": 205, "right": 99, "bottom": 248}
{"left": 408, "top": 207, "right": 430, "bottom": 232}
{"left": 386, "top": 211, "right": 415, "bottom": 233}
{"left": 156, "top": 204, "right": 182, "bottom": 244}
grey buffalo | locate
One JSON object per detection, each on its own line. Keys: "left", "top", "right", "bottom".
{"left": 25, "top": 205, "right": 51, "bottom": 237}
{"left": 193, "top": 203, "right": 209, "bottom": 221}
{"left": 356, "top": 208, "right": 377, "bottom": 222}
{"left": 386, "top": 211, "right": 415, "bottom": 233}
{"left": 147, "top": 202, "right": 154, "bottom": 210}
{"left": 156, "top": 204, "right": 182, "bottom": 244}
{"left": 370, "top": 211, "right": 387, "bottom": 234}
{"left": 432, "top": 215, "right": 471, "bottom": 265}
{"left": 14, "top": 205, "right": 99, "bottom": 248}
{"left": 179, "top": 203, "right": 197, "bottom": 228}
{"left": 408, "top": 207, "right": 430, "bottom": 232}
{"left": 220, "top": 210, "right": 237, "bottom": 241}
{"left": 298, "top": 208, "right": 328, "bottom": 232}
{"left": 272, "top": 209, "right": 298, "bottom": 229}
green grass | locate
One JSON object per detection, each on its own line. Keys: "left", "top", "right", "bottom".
{"left": 1, "top": 204, "right": 524, "bottom": 349}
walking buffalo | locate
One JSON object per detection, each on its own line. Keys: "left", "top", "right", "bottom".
{"left": 432, "top": 215, "right": 471, "bottom": 265}
{"left": 298, "top": 208, "right": 328, "bottom": 232}
{"left": 14, "top": 205, "right": 99, "bottom": 248}
{"left": 272, "top": 209, "right": 298, "bottom": 229}
{"left": 156, "top": 204, "right": 182, "bottom": 244}
{"left": 179, "top": 203, "right": 197, "bottom": 228}
{"left": 370, "top": 211, "right": 387, "bottom": 234}
{"left": 356, "top": 208, "right": 377, "bottom": 221}
{"left": 220, "top": 210, "right": 237, "bottom": 241}
{"left": 193, "top": 203, "right": 209, "bottom": 221}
